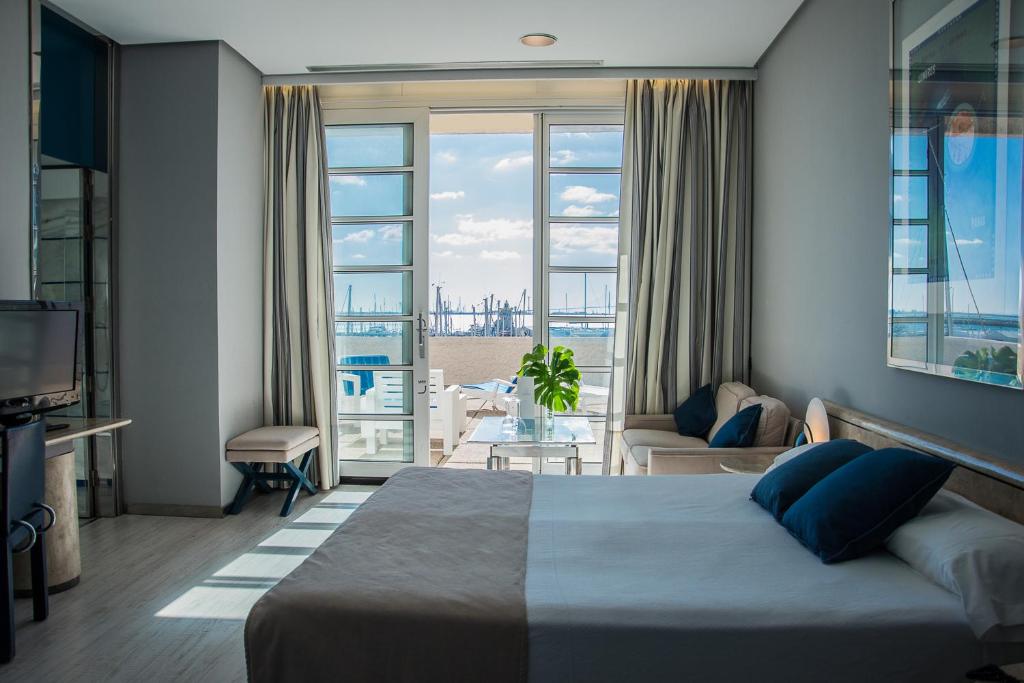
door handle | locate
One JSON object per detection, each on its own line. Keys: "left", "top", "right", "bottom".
{"left": 417, "top": 379, "right": 428, "bottom": 395}
{"left": 417, "top": 311, "right": 426, "bottom": 359}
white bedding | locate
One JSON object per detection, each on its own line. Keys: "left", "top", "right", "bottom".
{"left": 525, "top": 474, "right": 1024, "bottom": 682}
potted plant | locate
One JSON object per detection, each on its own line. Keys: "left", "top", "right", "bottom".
{"left": 517, "top": 344, "right": 581, "bottom": 426}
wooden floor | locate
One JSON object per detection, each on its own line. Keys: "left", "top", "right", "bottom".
{"left": 2, "top": 485, "right": 376, "bottom": 683}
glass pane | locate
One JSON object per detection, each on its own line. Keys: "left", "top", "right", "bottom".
{"left": 330, "top": 173, "right": 411, "bottom": 217}
{"left": 332, "top": 223, "right": 411, "bottom": 266}
{"left": 892, "top": 132, "right": 928, "bottom": 171}
{"left": 549, "top": 321, "right": 614, "bottom": 367}
{"left": 891, "top": 273, "right": 928, "bottom": 320}
{"left": 550, "top": 125, "right": 623, "bottom": 168}
{"left": 337, "top": 370, "right": 412, "bottom": 415}
{"left": 549, "top": 223, "right": 618, "bottom": 268}
{"left": 892, "top": 224, "right": 927, "bottom": 270}
{"left": 334, "top": 272, "right": 411, "bottom": 316}
{"left": 336, "top": 321, "right": 412, "bottom": 366}
{"left": 578, "top": 371, "right": 610, "bottom": 415}
{"left": 338, "top": 419, "right": 413, "bottom": 463}
{"left": 892, "top": 176, "right": 927, "bottom": 220}
{"left": 549, "top": 272, "right": 616, "bottom": 317}
{"left": 549, "top": 173, "right": 620, "bottom": 218}
{"left": 326, "top": 124, "right": 411, "bottom": 168}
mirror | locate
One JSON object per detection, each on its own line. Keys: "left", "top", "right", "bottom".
{"left": 890, "top": 0, "right": 1024, "bottom": 388}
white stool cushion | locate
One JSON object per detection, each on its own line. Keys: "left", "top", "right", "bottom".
{"left": 225, "top": 437, "right": 319, "bottom": 464}
{"left": 226, "top": 426, "right": 319, "bottom": 452}
{"left": 226, "top": 427, "right": 320, "bottom": 464}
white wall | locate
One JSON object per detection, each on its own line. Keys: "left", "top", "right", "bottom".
{"left": 119, "top": 41, "right": 264, "bottom": 514}
{"left": 752, "top": 0, "right": 1024, "bottom": 462}
{"left": 0, "top": 0, "right": 31, "bottom": 300}
{"left": 215, "top": 43, "right": 264, "bottom": 507}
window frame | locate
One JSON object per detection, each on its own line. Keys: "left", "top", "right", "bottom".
{"left": 536, "top": 112, "right": 624, "bottom": 415}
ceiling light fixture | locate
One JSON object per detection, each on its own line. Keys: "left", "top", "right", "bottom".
{"left": 520, "top": 33, "right": 557, "bottom": 47}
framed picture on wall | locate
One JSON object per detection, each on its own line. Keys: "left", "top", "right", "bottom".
{"left": 889, "top": 0, "right": 1023, "bottom": 388}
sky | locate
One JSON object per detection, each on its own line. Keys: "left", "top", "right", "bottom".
{"left": 328, "top": 124, "right": 625, "bottom": 320}
{"left": 891, "top": 132, "right": 1022, "bottom": 322}
{"left": 429, "top": 127, "right": 623, "bottom": 321}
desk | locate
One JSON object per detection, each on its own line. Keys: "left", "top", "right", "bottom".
{"left": 13, "top": 417, "right": 131, "bottom": 594}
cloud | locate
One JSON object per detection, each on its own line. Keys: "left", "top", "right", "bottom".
{"left": 433, "top": 215, "right": 532, "bottom": 246}
{"left": 436, "top": 151, "right": 457, "bottom": 164}
{"left": 550, "top": 224, "right": 619, "bottom": 255}
{"left": 562, "top": 205, "right": 603, "bottom": 217}
{"left": 493, "top": 153, "right": 533, "bottom": 171}
{"left": 481, "top": 250, "right": 521, "bottom": 261}
{"left": 955, "top": 237, "right": 984, "bottom": 246}
{"left": 334, "top": 176, "right": 366, "bottom": 186}
{"left": 341, "top": 229, "right": 375, "bottom": 243}
{"left": 559, "top": 185, "right": 616, "bottom": 204}
{"left": 551, "top": 150, "right": 577, "bottom": 165}
{"left": 350, "top": 253, "right": 366, "bottom": 259}
{"left": 379, "top": 225, "right": 404, "bottom": 241}
{"left": 432, "top": 250, "right": 457, "bottom": 258}
{"left": 430, "top": 190, "right": 465, "bottom": 201}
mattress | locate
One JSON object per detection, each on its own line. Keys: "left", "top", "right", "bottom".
{"left": 246, "top": 469, "right": 1024, "bottom": 682}
{"left": 526, "top": 473, "right": 1024, "bottom": 682}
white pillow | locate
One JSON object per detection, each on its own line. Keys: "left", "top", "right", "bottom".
{"left": 886, "top": 491, "right": 1024, "bottom": 641}
{"left": 764, "top": 442, "right": 819, "bottom": 472}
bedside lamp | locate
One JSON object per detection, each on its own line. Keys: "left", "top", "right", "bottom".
{"left": 803, "top": 397, "right": 830, "bottom": 443}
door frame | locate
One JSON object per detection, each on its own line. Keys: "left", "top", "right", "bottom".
{"left": 323, "top": 107, "right": 431, "bottom": 478}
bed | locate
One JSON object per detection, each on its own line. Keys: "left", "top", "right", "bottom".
{"left": 245, "top": 404, "right": 1024, "bottom": 682}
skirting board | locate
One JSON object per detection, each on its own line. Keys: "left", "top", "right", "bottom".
{"left": 124, "top": 503, "right": 225, "bottom": 518}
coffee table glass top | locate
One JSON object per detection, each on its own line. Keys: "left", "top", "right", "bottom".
{"left": 467, "top": 416, "right": 596, "bottom": 445}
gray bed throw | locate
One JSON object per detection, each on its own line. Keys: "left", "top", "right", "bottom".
{"left": 245, "top": 467, "right": 533, "bottom": 683}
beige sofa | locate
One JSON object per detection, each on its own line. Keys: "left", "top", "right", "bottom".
{"left": 621, "top": 382, "right": 800, "bottom": 475}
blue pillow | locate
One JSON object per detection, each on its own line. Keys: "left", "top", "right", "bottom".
{"left": 672, "top": 384, "right": 716, "bottom": 437}
{"left": 781, "top": 448, "right": 955, "bottom": 564}
{"left": 750, "top": 439, "right": 872, "bottom": 520}
{"left": 708, "top": 404, "right": 762, "bottom": 448}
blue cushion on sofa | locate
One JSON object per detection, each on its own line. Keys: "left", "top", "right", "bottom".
{"left": 708, "top": 404, "right": 762, "bottom": 448}
{"left": 750, "top": 439, "right": 872, "bottom": 520}
{"left": 781, "top": 448, "right": 955, "bottom": 564}
{"left": 672, "top": 384, "right": 717, "bottom": 437}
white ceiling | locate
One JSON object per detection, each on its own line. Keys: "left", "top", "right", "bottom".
{"left": 52, "top": 0, "right": 804, "bottom": 76}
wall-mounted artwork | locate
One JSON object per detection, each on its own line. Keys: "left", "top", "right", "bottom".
{"left": 890, "top": 0, "right": 1023, "bottom": 388}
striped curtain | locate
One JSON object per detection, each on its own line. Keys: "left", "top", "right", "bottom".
{"left": 604, "top": 79, "right": 752, "bottom": 474}
{"left": 263, "top": 85, "right": 338, "bottom": 489}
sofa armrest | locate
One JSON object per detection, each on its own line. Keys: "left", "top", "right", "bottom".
{"left": 647, "top": 447, "right": 787, "bottom": 476}
{"left": 623, "top": 414, "right": 677, "bottom": 431}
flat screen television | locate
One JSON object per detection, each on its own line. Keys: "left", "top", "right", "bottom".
{"left": 0, "top": 301, "right": 82, "bottom": 419}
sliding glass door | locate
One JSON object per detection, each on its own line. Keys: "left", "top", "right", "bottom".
{"left": 538, "top": 113, "right": 624, "bottom": 417}
{"left": 324, "top": 108, "right": 430, "bottom": 477}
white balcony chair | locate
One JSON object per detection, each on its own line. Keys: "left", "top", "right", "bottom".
{"left": 429, "top": 369, "right": 468, "bottom": 456}
{"left": 461, "top": 377, "right": 517, "bottom": 412}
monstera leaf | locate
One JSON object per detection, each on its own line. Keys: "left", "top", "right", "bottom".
{"left": 517, "top": 344, "right": 581, "bottom": 412}
{"left": 952, "top": 345, "right": 1021, "bottom": 388}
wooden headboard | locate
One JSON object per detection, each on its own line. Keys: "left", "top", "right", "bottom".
{"left": 823, "top": 401, "right": 1024, "bottom": 525}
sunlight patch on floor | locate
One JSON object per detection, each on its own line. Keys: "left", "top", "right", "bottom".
{"left": 155, "top": 486, "right": 374, "bottom": 620}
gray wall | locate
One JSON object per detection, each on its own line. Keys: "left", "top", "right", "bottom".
{"left": 0, "top": 0, "right": 30, "bottom": 299}
{"left": 215, "top": 43, "right": 263, "bottom": 507}
{"left": 752, "top": 0, "right": 1024, "bottom": 462}
{"left": 119, "top": 41, "right": 263, "bottom": 513}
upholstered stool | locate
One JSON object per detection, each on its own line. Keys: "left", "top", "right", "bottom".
{"left": 225, "top": 426, "right": 320, "bottom": 517}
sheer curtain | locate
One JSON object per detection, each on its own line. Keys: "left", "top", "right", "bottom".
{"left": 604, "top": 79, "right": 753, "bottom": 475}
{"left": 263, "top": 85, "right": 338, "bottom": 489}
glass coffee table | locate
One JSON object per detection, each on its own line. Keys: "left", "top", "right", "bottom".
{"left": 466, "top": 416, "right": 595, "bottom": 475}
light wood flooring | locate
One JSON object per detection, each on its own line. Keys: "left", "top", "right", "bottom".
{"left": 1, "top": 485, "right": 376, "bottom": 683}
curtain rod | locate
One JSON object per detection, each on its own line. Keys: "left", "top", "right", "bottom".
{"left": 262, "top": 66, "right": 758, "bottom": 86}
